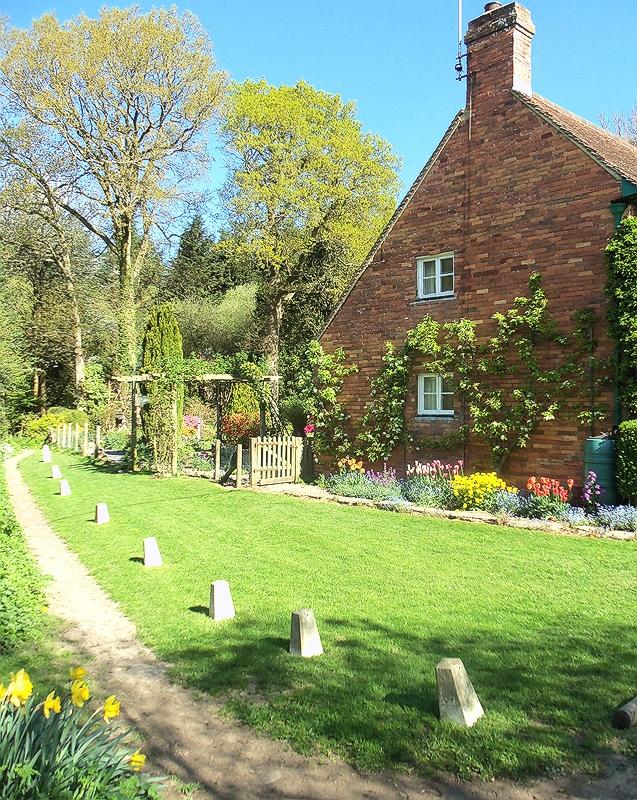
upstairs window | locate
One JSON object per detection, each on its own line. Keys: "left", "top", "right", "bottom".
{"left": 417, "top": 374, "right": 454, "bottom": 416}
{"left": 416, "top": 252, "right": 454, "bottom": 299}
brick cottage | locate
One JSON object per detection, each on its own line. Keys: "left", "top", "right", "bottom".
{"left": 320, "top": 1, "right": 637, "bottom": 485}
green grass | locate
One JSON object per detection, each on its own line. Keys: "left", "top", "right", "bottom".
{"left": 20, "top": 450, "right": 637, "bottom": 780}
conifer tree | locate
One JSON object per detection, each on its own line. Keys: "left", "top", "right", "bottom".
{"left": 140, "top": 304, "right": 184, "bottom": 473}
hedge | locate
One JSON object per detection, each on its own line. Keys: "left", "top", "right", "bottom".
{"left": 616, "top": 419, "right": 637, "bottom": 505}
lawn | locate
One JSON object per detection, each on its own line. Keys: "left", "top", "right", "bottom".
{"left": 20, "top": 450, "right": 637, "bottom": 780}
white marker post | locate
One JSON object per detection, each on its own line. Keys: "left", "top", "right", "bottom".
{"left": 209, "top": 580, "right": 236, "bottom": 621}
{"left": 143, "top": 537, "right": 163, "bottom": 567}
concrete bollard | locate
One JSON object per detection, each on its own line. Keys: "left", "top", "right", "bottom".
{"left": 289, "top": 609, "right": 323, "bottom": 657}
{"left": 95, "top": 503, "right": 110, "bottom": 525}
{"left": 59, "top": 479, "right": 72, "bottom": 497}
{"left": 436, "top": 658, "right": 484, "bottom": 727}
{"left": 209, "top": 580, "right": 235, "bottom": 621}
{"left": 143, "top": 537, "right": 163, "bottom": 567}
{"left": 51, "top": 465, "right": 62, "bottom": 480}
{"left": 42, "top": 445, "right": 52, "bottom": 463}
{"left": 613, "top": 695, "right": 637, "bottom": 729}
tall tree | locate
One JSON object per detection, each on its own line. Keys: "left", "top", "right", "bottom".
{"left": 164, "top": 215, "right": 252, "bottom": 301}
{"left": 601, "top": 105, "right": 637, "bottom": 145}
{"left": 0, "top": 124, "right": 87, "bottom": 392}
{"left": 0, "top": 8, "right": 226, "bottom": 370}
{"left": 221, "top": 80, "right": 401, "bottom": 378}
{"left": 140, "top": 304, "right": 184, "bottom": 474}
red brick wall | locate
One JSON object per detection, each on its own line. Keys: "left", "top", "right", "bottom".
{"left": 321, "top": 8, "right": 619, "bottom": 487}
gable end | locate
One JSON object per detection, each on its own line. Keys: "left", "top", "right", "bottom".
{"left": 320, "top": 109, "right": 465, "bottom": 338}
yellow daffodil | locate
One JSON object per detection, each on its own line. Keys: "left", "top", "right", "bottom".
{"left": 43, "top": 691, "right": 61, "bottom": 718}
{"left": 70, "top": 666, "right": 87, "bottom": 681}
{"left": 70, "top": 679, "right": 90, "bottom": 708}
{"left": 6, "top": 669, "right": 33, "bottom": 708}
{"left": 0, "top": 683, "right": 7, "bottom": 702}
{"left": 102, "top": 695, "right": 120, "bottom": 722}
{"left": 129, "top": 750, "right": 146, "bottom": 772}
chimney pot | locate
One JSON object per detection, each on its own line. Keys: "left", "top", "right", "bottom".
{"left": 484, "top": 2, "right": 503, "bottom": 10}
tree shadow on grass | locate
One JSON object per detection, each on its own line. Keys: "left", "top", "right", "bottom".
{"left": 156, "top": 614, "right": 637, "bottom": 781}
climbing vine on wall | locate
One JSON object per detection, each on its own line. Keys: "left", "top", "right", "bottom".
{"left": 605, "top": 216, "right": 637, "bottom": 417}
{"left": 358, "top": 273, "right": 606, "bottom": 470}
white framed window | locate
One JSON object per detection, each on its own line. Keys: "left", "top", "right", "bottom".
{"left": 416, "top": 252, "right": 454, "bottom": 299}
{"left": 417, "top": 374, "right": 454, "bottom": 416}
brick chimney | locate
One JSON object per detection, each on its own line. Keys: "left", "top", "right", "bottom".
{"left": 465, "top": 2, "right": 535, "bottom": 104}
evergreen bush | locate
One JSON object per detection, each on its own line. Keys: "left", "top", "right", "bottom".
{"left": 616, "top": 419, "right": 637, "bottom": 503}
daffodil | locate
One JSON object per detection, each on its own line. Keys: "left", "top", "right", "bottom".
{"left": 70, "top": 679, "right": 90, "bottom": 708}
{"left": 0, "top": 683, "right": 7, "bottom": 702}
{"left": 6, "top": 669, "right": 33, "bottom": 708}
{"left": 70, "top": 666, "right": 87, "bottom": 681}
{"left": 103, "top": 695, "right": 120, "bottom": 722}
{"left": 129, "top": 750, "right": 146, "bottom": 772}
{"left": 43, "top": 691, "right": 61, "bottom": 718}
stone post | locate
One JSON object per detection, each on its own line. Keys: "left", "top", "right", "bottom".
{"left": 95, "top": 503, "right": 110, "bottom": 525}
{"left": 209, "top": 580, "right": 235, "bottom": 621}
{"left": 435, "top": 658, "right": 484, "bottom": 727}
{"left": 51, "top": 465, "right": 62, "bottom": 480}
{"left": 59, "top": 479, "right": 71, "bottom": 497}
{"left": 42, "top": 444, "right": 52, "bottom": 463}
{"left": 143, "top": 537, "right": 163, "bottom": 567}
{"left": 289, "top": 609, "right": 323, "bottom": 657}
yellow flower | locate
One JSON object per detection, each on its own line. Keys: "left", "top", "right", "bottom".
{"left": 70, "top": 666, "right": 87, "bottom": 681}
{"left": 0, "top": 683, "right": 7, "bottom": 702}
{"left": 71, "top": 679, "right": 90, "bottom": 708}
{"left": 6, "top": 669, "right": 33, "bottom": 708}
{"left": 103, "top": 695, "right": 120, "bottom": 722}
{"left": 43, "top": 691, "right": 61, "bottom": 718}
{"left": 129, "top": 750, "right": 146, "bottom": 772}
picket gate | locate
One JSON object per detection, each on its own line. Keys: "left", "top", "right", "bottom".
{"left": 249, "top": 436, "right": 303, "bottom": 486}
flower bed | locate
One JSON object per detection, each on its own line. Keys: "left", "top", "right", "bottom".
{"left": 318, "top": 459, "right": 637, "bottom": 536}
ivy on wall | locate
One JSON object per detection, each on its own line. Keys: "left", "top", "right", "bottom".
{"left": 605, "top": 216, "right": 637, "bottom": 417}
{"left": 358, "top": 273, "right": 606, "bottom": 470}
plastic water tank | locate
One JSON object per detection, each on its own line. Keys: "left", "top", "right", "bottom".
{"left": 583, "top": 436, "right": 616, "bottom": 505}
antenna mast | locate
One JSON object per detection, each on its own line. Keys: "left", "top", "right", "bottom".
{"left": 455, "top": 0, "right": 468, "bottom": 80}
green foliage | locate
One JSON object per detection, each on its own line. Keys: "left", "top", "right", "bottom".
{"left": 358, "top": 343, "right": 410, "bottom": 463}
{"left": 605, "top": 217, "right": 637, "bottom": 415}
{"left": 103, "top": 429, "right": 130, "bottom": 450}
{"left": 164, "top": 216, "right": 253, "bottom": 301}
{"left": 318, "top": 471, "right": 401, "bottom": 502}
{"left": 0, "top": 680, "right": 160, "bottom": 799}
{"left": 358, "top": 274, "right": 603, "bottom": 469}
{"left": 400, "top": 475, "right": 455, "bottom": 508}
{"left": 616, "top": 419, "right": 637, "bottom": 503}
{"left": 20, "top": 408, "right": 88, "bottom": 442}
{"left": 140, "top": 305, "right": 184, "bottom": 473}
{"left": 79, "top": 359, "right": 109, "bottom": 422}
{"left": 295, "top": 340, "right": 357, "bottom": 456}
{"left": 0, "top": 467, "right": 45, "bottom": 653}
{"left": 173, "top": 284, "right": 257, "bottom": 358}
{"left": 221, "top": 79, "right": 400, "bottom": 372}
{"left": 228, "top": 382, "right": 260, "bottom": 418}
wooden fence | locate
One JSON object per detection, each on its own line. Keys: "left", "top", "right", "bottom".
{"left": 250, "top": 436, "right": 303, "bottom": 486}
{"left": 51, "top": 422, "right": 101, "bottom": 456}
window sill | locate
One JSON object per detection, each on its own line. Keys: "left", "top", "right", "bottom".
{"left": 415, "top": 414, "right": 455, "bottom": 420}
{"left": 410, "top": 294, "right": 455, "bottom": 306}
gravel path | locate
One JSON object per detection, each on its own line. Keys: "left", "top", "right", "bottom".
{"left": 5, "top": 451, "right": 635, "bottom": 800}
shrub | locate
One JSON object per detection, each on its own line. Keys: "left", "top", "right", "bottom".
{"left": 103, "top": 429, "right": 130, "bottom": 450}
{"left": 450, "top": 472, "right": 516, "bottom": 511}
{"left": 595, "top": 505, "right": 637, "bottom": 532}
{"left": 521, "top": 493, "right": 569, "bottom": 520}
{"left": 0, "top": 667, "right": 160, "bottom": 799}
{"left": 401, "top": 475, "right": 454, "bottom": 509}
{"left": 228, "top": 382, "right": 260, "bottom": 418}
{"left": 20, "top": 408, "right": 88, "bottom": 442}
{"left": 484, "top": 488, "right": 526, "bottom": 517}
{"left": 616, "top": 420, "right": 637, "bottom": 504}
{"left": 0, "top": 472, "right": 45, "bottom": 653}
{"left": 221, "top": 412, "right": 259, "bottom": 444}
{"left": 319, "top": 469, "right": 401, "bottom": 502}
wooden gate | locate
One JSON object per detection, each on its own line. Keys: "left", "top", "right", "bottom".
{"left": 250, "top": 436, "right": 303, "bottom": 486}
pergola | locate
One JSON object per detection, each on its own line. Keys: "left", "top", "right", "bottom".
{"left": 110, "top": 372, "right": 280, "bottom": 472}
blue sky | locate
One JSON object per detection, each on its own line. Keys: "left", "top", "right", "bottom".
{"left": 3, "top": 0, "right": 636, "bottom": 196}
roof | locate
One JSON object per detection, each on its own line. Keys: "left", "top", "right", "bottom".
{"left": 320, "top": 109, "right": 465, "bottom": 337}
{"left": 513, "top": 90, "right": 637, "bottom": 186}
{"left": 321, "top": 91, "right": 637, "bottom": 340}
